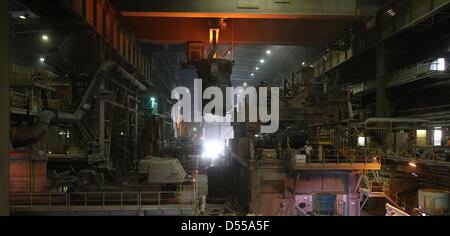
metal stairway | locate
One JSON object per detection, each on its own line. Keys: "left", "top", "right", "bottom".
{"left": 361, "top": 170, "right": 409, "bottom": 213}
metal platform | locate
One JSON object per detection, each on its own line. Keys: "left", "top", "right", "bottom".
{"left": 10, "top": 191, "right": 196, "bottom": 216}
{"left": 292, "top": 162, "right": 381, "bottom": 170}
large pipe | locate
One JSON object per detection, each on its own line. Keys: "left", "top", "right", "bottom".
{"left": 11, "top": 111, "right": 78, "bottom": 148}
{"left": 112, "top": 64, "right": 147, "bottom": 92}
{"left": 73, "top": 61, "right": 116, "bottom": 120}
{"left": 12, "top": 61, "right": 146, "bottom": 148}
{"left": 0, "top": 0, "right": 10, "bottom": 216}
{"left": 365, "top": 118, "right": 430, "bottom": 125}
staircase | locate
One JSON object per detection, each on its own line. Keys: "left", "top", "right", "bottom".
{"left": 361, "top": 170, "right": 410, "bottom": 213}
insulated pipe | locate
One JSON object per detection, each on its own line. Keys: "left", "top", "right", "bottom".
{"left": 365, "top": 118, "right": 430, "bottom": 125}
{"left": 12, "top": 61, "right": 146, "bottom": 148}
{"left": 12, "top": 111, "right": 56, "bottom": 148}
{"left": 12, "top": 111, "right": 79, "bottom": 148}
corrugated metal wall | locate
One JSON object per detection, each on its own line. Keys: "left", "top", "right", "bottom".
{"left": 70, "top": 0, "right": 151, "bottom": 82}
{"left": 9, "top": 152, "right": 47, "bottom": 193}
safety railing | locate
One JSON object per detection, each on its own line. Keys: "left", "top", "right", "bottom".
{"left": 362, "top": 171, "right": 411, "bottom": 213}
{"left": 349, "top": 58, "right": 448, "bottom": 94}
{"left": 386, "top": 58, "right": 448, "bottom": 87}
{"left": 385, "top": 146, "right": 450, "bottom": 166}
{"left": 9, "top": 91, "right": 42, "bottom": 115}
{"left": 386, "top": 203, "right": 410, "bottom": 216}
{"left": 290, "top": 148, "right": 381, "bottom": 164}
{"left": 10, "top": 191, "right": 195, "bottom": 212}
{"left": 383, "top": 187, "right": 408, "bottom": 212}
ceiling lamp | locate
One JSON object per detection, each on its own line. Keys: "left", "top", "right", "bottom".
{"left": 386, "top": 9, "right": 396, "bottom": 17}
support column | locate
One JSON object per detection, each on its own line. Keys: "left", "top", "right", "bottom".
{"left": 390, "top": 165, "right": 398, "bottom": 192}
{"left": 318, "top": 145, "right": 323, "bottom": 162}
{"left": 345, "top": 174, "right": 350, "bottom": 216}
{"left": 345, "top": 174, "right": 360, "bottom": 216}
{"left": 348, "top": 194, "right": 360, "bottom": 216}
{"left": 0, "top": 0, "right": 10, "bottom": 216}
{"left": 375, "top": 43, "right": 389, "bottom": 117}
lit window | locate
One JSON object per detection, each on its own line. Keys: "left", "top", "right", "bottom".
{"left": 430, "top": 58, "right": 446, "bottom": 71}
{"left": 358, "top": 137, "right": 366, "bottom": 147}
{"left": 434, "top": 128, "right": 442, "bottom": 146}
{"left": 416, "top": 130, "right": 427, "bottom": 147}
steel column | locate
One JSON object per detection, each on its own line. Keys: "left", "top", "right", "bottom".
{"left": 0, "top": 0, "right": 10, "bottom": 216}
{"left": 376, "top": 43, "right": 389, "bottom": 117}
{"left": 99, "top": 99, "right": 106, "bottom": 165}
{"left": 345, "top": 174, "right": 350, "bottom": 216}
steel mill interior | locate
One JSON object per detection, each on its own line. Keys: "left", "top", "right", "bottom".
{"left": 1, "top": 0, "right": 450, "bottom": 217}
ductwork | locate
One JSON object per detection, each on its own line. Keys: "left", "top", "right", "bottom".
{"left": 12, "top": 61, "right": 147, "bottom": 148}
{"left": 12, "top": 111, "right": 77, "bottom": 148}
{"left": 12, "top": 111, "right": 57, "bottom": 148}
{"left": 46, "top": 33, "right": 93, "bottom": 75}
{"left": 112, "top": 64, "right": 147, "bottom": 92}
{"left": 73, "top": 61, "right": 116, "bottom": 120}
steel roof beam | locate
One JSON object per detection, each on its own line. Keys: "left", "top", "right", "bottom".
{"left": 114, "top": 0, "right": 379, "bottom": 19}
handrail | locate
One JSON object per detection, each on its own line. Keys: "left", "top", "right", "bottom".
{"left": 10, "top": 191, "right": 195, "bottom": 212}
{"left": 290, "top": 148, "right": 381, "bottom": 165}
{"left": 349, "top": 58, "right": 448, "bottom": 94}
{"left": 385, "top": 57, "right": 442, "bottom": 77}
{"left": 362, "top": 170, "right": 411, "bottom": 213}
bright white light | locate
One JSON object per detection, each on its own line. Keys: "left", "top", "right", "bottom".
{"left": 302, "top": 62, "right": 306, "bottom": 66}
{"left": 260, "top": 59, "right": 265, "bottom": 64}
{"left": 39, "top": 57, "right": 45, "bottom": 62}
{"left": 358, "top": 137, "right": 366, "bottom": 147}
{"left": 42, "top": 35, "right": 49, "bottom": 41}
{"left": 434, "top": 128, "right": 442, "bottom": 146}
{"left": 250, "top": 73, "right": 254, "bottom": 77}
{"left": 430, "top": 58, "right": 446, "bottom": 71}
{"left": 202, "top": 141, "right": 224, "bottom": 160}
{"left": 266, "top": 50, "right": 271, "bottom": 55}
{"left": 255, "top": 67, "right": 259, "bottom": 71}
{"left": 243, "top": 83, "right": 248, "bottom": 87}
{"left": 120, "top": 132, "right": 124, "bottom": 136}
{"left": 19, "top": 15, "right": 27, "bottom": 20}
